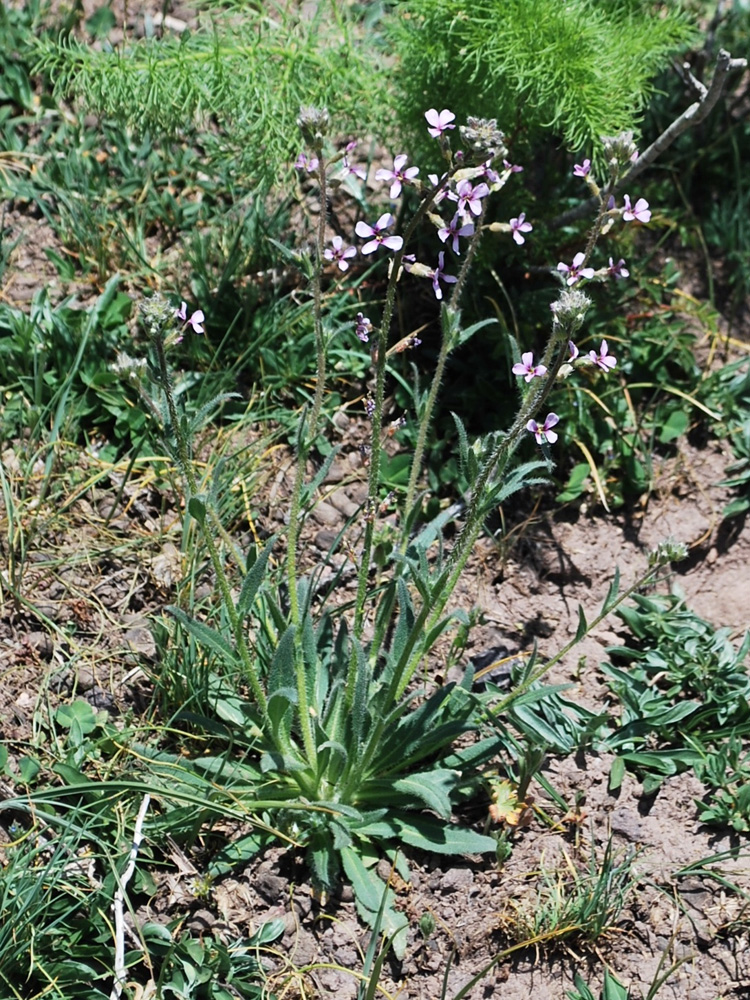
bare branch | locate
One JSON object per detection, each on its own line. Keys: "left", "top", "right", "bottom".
{"left": 551, "top": 49, "right": 747, "bottom": 229}
{"left": 110, "top": 794, "right": 151, "bottom": 1000}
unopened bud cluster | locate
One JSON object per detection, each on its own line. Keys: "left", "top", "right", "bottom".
{"left": 601, "top": 130, "right": 638, "bottom": 173}
{"left": 297, "top": 105, "right": 330, "bottom": 152}
{"left": 458, "top": 117, "right": 507, "bottom": 163}
{"left": 648, "top": 538, "right": 688, "bottom": 568}
{"left": 138, "top": 293, "right": 175, "bottom": 342}
{"left": 550, "top": 289, "right": 591, "bottom": 332}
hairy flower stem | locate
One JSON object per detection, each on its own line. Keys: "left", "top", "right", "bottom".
{"left": 402, "top": 206, "right": 487, "bottom": 532}
{"left": 282, "top": 161, "right": 330, "bottom": 768}
{"left": 286, "top": 159, "right": 329, "bottom": 635}
{"left": 153, "top": 335, "right": 268, "bottom": 719}
{"left": 352, "top": 175, "right": 455, "bottom": 644}
{"left": 394, "top": 326, "right": 574, "bottom": 701}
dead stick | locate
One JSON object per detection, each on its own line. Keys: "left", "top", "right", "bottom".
{"left": 551, "top": 49, "right": 747, "bottom": 229}
{"left": 110, "top": 793, "right": 151, "bottom": 1000}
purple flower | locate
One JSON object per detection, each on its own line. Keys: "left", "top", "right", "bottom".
{"left": 187, "top": 310, "right": 205, "bottom": 334}
{"left": 430, "top": 251, "right": 457, "bottom": 300}
{"left": 557, "top": 252, "right": 595, "bottom": 286}
{"left": 324, "top": 236, "right": 357, "bottom": 271}
{"left": 355, "top": 312, "right": 372, "bottom": 343}
{"left": 437, "top": 213, "right": 475, "bottom": 254}
{"left": 509, "top": 212, "right": 533, "bottom": 245}
{"left": 569, "top": 341, "right": 580, "bottom": 360}
{"left": 365, "top": 396, "right": 375, "bottom": 418}
{"left": 503, "top": 159, "right": 523, "bottom": 174}
{"left": 452, "top": 179, "right": 490, "bottom": 217}
{"left": 425, "top": 108, "right": 456, "bottom": 138}
{"left": 428, "top": 173, "right": 450, "bottom": 204}
{"left": 375, "top": 153, "right": 419, "bottom": 199}
{"left": 588, "top": 339, "right": 617, "bottom": 371}
{"left": 607, "top": 257, "right": 629, "bottom": 280}
{"left": 512, "top": 351, "right": 547, "bottom": 382}
{"left": 341, "top": 141, "right": 366, "bottom": 180}
{"left": 175, "top": 301, "right": 205, "bottom": 334}
{"left": 294, "top": 152, "right": 319, "bottom": 172}
{"left": 355, "top": 214, "right": 403, "bottom": 254}
{"left": 622, "top": 195, "right": 651, "bottom": 224}
{"left": 573, "top": 158, "right": 591, "bottom": 178}
{"left": 527, "top": 413, "right": 560, "bottom": 445}
{"left": 478, "top": 161, "right": 501, "bottom": 185}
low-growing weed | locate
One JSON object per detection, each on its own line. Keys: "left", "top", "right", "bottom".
{"left": 695, "top": 736, "right": 750, "bottom": 833}
{"left": 603, "top": 593, "right": 750, "bottom": 794}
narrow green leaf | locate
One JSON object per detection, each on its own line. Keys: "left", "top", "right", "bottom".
{"left": 167, "top": 606, "right": 236, "bottom": 662}
{"left": 237, "top": 535, "right": 275, "bottom": 616}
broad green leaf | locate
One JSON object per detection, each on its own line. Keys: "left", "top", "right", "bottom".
{"left": 658, "top": 408, "right": 689, "bottom": 444}
{"left": 188, "top": 495, "right": 207, "bottom": 524}
{"left": 602, "top": 968, "right": 630, "bottom": 1000}
{"left": 18, "top": 756, "right": 40, "bottom": 784}
{"left": 391, "top": 769, "right": 458, "bottom": 818}
{"left": 340, "top": 846, "right": 409, "bottom": 958}
{"left": 55, "top": 700, "right": 98, "bottom": 735}
{"left": 609, "top": 756, "right": 626, "bottom": 793}
{"left": 392, "top": 814, "right": 497, "bottom": 855}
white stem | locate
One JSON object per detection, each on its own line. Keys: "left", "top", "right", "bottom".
{"left": 110, "top": 794, "right": 151, "bottom": 1000}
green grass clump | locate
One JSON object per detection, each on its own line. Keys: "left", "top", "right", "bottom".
{"left": 32, "top": 0, "right": 393, "bottom": 191}
{"left": 390, "top": 0, "right": 696, "bottom": 164}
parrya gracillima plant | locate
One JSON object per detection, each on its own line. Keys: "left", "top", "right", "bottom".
{"left": 292, "top": 112, "right": 654, "bottom": 670}
{"left": 114, "top": 108, "right": 686, "bottom": 951}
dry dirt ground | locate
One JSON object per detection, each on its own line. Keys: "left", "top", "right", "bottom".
{"left": 2, "top": 2, "right": 750, "bottom": 998}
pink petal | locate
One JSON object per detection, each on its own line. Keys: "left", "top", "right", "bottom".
{"left": 382, "top": 235, "right": 404, "bottom": 251}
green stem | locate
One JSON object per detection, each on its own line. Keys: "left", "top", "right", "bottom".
{"left": 287, "top": 157, "right": 328, "bottom": 629}
{"left": 393, "top": 328, "right": 575, "bottom": 702}
{"left": 352, "top": 174, "right": 456, "bottom": 642}
{"left": 154, "top": 334, "right": 268, "bottom": 720}
{"left": 402, "top": 207, "right": 487, "bottom": 533}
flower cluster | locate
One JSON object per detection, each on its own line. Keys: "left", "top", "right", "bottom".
{"left": 514, "top": 335, "right": 617, "bottom": 447}
{"left": 292, "top": 111, "right": 646, "bottom": 442}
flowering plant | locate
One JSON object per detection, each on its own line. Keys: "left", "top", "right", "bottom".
{"left": 117, "top": 105, "right": 692, "bottom": 952}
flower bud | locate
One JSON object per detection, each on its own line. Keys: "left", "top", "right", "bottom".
{"left": 550, "top": 289, "right": 591, "bottom": 334}
{"left": 648, "top": 537, "right": 688, "bottom": 568}
{"left": 458, "top": 117, "right": 507, "bottom": 163}
{"left": 111, "top": 351, "right": 147, "bottom": 383}
{"left": 297, "top": 106, "right": 330, "bottom": 151}
{"left": 138, "top": 293, "right": 175, "bottom": 342}
{"left": 601, "top": 131, "right": 638, "bottom": 173}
